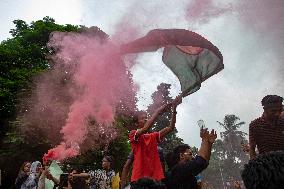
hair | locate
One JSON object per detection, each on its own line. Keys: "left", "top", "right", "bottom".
{"left": 261, "top": 95, "right": 283, "bottom": 107}
{"left": 241, "top": 151, "right": 284, "bottom": 189}
{"left": 19, "top": 161, "right": 31, "bottom": 172}
{"left": 165, "top": 144, "right": 191, "bottom": 170}
{"left": 103, "top": 155, "right": 114, "bottom": 169}
{"left": 131, "top": 177, "right": 165, "bottom": 189}
{"left": 133, "top": 111, "right": 147, "bottom": 123}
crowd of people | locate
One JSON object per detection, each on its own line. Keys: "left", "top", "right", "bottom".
{"left": 14, "top": 94, "right": 284, "bottom": 189}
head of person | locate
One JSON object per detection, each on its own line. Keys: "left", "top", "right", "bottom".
{"left": 175, "top": 144, "right": 194, "bottom": 162}
{"left": 166, "top": 144, "right": 193, "bottom": 169}
{"left": 261, "top": 95, "right": 283, "bottom": 121}
{"left": 102, "top": 155, "right": 113, "bottom": 170}
{"left": 133, "top": 111, "right": 147, "bottom": 129}
{"left": 20, "top": 161, "right": 31, "bottom": 173}
{"left": 30, "top": 161, "right": 43, "bottom": 177}
{"left": 241, "top": 151, "right": 284, "bottom": 189}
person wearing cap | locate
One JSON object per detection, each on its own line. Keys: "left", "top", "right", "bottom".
{"left": 249, "top": 95, "right": 284, "bottom": 159}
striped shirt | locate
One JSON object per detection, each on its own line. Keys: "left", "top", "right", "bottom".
{"left": 249, "top": 116, "right": 284, "bottom": 154}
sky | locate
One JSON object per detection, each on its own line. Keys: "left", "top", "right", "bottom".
{"left": 1, "top": 0, "right": 283, "bottom": 147}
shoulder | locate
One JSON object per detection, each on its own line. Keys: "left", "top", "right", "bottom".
{"left": 176, "top": 156, "right": 207, "bottom": 171}
{"left": 249, "top": 117, "right": 264, "bottom": 129}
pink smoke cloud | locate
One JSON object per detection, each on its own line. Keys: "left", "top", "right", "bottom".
{"left": 42, "top": 28, "right": 137, "bottom": 161}
{"left": 185, "top": 0, "right": 284, "bottom": 75}
{"left": 185, "top": 0, "right": 233, "bottom": 24}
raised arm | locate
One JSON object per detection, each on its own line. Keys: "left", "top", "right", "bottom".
{"left": 71, "top": 172, "right": 90, "bottom": 178}
{"left": 120, "top": 158, "right": 133, "bottom": 189}
{"left": 135, "top": 103, "right": 171, "bottom": 138}
{"left": 198, "top": 129, "right": 217, "bottom": 162}
{"left": 160, "top": 95, "right": 182, "bottom": 138}
{"left": 159, "top": 106, "right": 177, "bottom": 139}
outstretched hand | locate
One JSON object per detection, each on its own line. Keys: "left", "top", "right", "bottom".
{"left": 208, "top": 129, "right": 217, "bottom": 143}
{"left": 200, "top": 128, "right": 217, "bottom": 144}
{"left": 200, "top": 128, "right": 209, "bottom": 139}
{"left": 158, "top": 94, "right": 182, "bottom": 114}
{"left": 45, "top": 170, "right": 53, "bottom": 180}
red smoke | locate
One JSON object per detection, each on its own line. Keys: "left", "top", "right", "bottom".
{"left": 185, "top": 0, "right": 232, "bottom": 24}
{"left": 43, "top": 29, "right": 137, "bottom": 161}
{"left": 185, "top": 0, "right": 284, "bottom": 76}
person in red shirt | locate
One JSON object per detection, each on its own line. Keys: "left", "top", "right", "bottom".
{"left": 129, "top": 95, "right": 182, "bottom": 186}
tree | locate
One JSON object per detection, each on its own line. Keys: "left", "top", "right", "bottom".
{"left": 202, "top": 139, "right": 226, "bottom": 189}
{"left": 61, "top": 117, "right": 131, "bottom": 173}
{"left": 217, "top": 115, "right": 247, "bottom": 163}
{"left": 202, "top": 115, "right": 248, "bottom": 188}
{"left": 0, "top": 17, "right": 134, "bottom": 188}
{"left": 0, "top": 17, "right": 80, "bottom": 188}
{"left": 0, "top": 16, "right": 79, "bottom": 137}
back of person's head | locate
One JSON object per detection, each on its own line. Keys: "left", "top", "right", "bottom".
{"left": 70, "top": 178, "right": 87, "bottom": 189}
{"left": 166, "top": 144, "right": 190, "bottom": 170}
{"left": 261, "top": 95, "right": 283, "bottom": 108}
{"left": 131, "top": 177, "right": 165, "bottom": 189}
{"left": 241, "top": 151, "right": 284, "bottom": 189}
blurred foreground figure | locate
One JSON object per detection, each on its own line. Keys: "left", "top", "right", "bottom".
{"left": 241, "top": 151, "right": 284, "bottom": 189}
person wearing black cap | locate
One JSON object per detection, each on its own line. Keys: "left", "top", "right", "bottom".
{"left": 249, "top": 95, "right": 284, "bottom": 159}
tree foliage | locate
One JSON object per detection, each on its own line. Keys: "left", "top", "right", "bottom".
{"left": 202, "top": 115, "right": 249, "bottom": 189}
{"left": 0, "top": 16, "right": 79, "bottom": 136}
{"left": 0, "top": 17, "right": 133, "bottom": 188}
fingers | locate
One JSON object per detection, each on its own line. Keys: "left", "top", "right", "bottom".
{"left": 209, "top": 129, "right": 217, "bottom": 137}
{"left": 200, "top": 128, "right": 209, "bottom": 138}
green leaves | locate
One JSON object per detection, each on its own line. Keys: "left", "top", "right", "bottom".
{"left": 0, "top": 18, "right": 80, "bottom": 187}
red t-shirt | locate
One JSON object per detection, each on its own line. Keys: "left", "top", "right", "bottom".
{"left": 129, "top": 130, "right": 165, "bottom": 182}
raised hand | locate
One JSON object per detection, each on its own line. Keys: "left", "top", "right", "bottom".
{"left": 208, "top": 129, "right": 217, "bottom": 143}
{"left": 45, "top": 170, "right": 53, "bottom": 180}
{"left": 172, "top": 94, "right": 183, "bottom": 107}
{"left": 200, "top": 128, "right": 209, "bottom": 139}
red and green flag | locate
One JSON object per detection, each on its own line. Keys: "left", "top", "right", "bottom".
{"left": 121, "top": 29, "right": 223, "bottom": 96}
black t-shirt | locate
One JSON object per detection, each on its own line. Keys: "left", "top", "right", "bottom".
{"left": 166, "top": 156, "right": 208, "bottom": 189}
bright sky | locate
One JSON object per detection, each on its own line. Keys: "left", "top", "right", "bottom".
{"left": 1, "top": 0, "right": 283, "bottom": 147}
